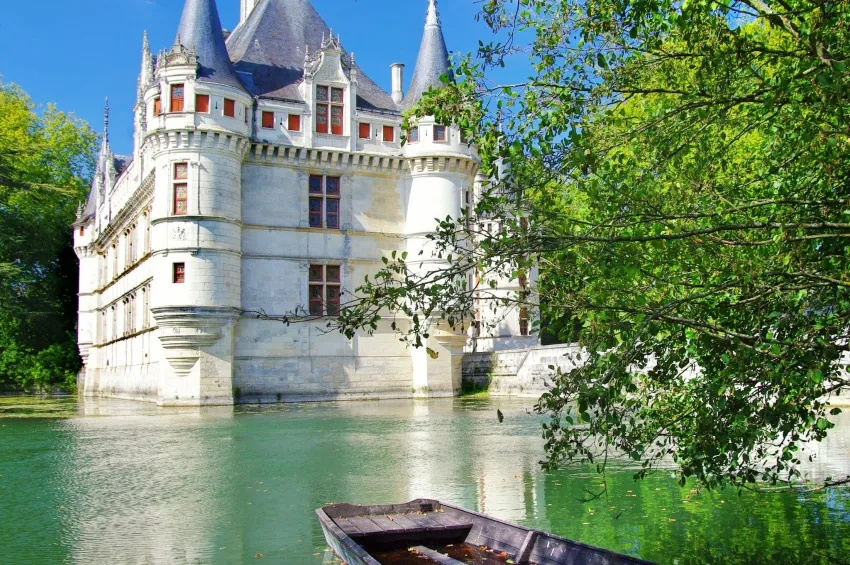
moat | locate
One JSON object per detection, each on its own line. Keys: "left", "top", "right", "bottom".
{"left": 1, "top": 396, "right": 848, "bottom": 564}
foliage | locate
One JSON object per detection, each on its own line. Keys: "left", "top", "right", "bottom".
{"left": 336, "top": 0, "right": 850, "bottom": 490}
{"left": 0, "top": 82, "right": 96, "bottom": 391}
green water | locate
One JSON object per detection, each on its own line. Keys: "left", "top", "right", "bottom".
{"left": 0, "top": 396, "right": 848, "bottom": 565}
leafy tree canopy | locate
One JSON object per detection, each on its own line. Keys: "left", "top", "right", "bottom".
{"left": 336, "top": 0, "right": 850, "bottom": 490}
{"left": 0, "top": 82, "right": 96, "bottom": 391}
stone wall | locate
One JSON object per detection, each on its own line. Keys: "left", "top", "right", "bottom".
{"left": 462, "top": 344, "right": 583, "bottom": 397}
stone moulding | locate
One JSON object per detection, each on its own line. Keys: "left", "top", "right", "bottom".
{"left": 152, "top": 307, "right": 239, "bottom": 377}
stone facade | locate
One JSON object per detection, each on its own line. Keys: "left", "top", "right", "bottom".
{"left": 73, "top": 0, "right": 537, "bottom": 406}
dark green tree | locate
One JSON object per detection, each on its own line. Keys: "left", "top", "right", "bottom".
{"left": 335, "top": 0, "right": 850, "bottom": 489}
{"left": 0, "top": 82, "right": 96, "bottom": 391}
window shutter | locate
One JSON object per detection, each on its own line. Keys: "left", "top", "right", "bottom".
{"left": 359, "top": 122, "right": 371, "bottom": 139}
{"left": 383, "top": 126, "right": 395, "bottom": 142}
{"left": 223, "top": 98, "right": 235, "bottom": 117}
{"left": 195, "top": 94, "right": 210, "bottom": 113}
{"left": 288, "top": 114, "right": 302, "bottom": 131}
{"left": 261, "top": 111, "right": 275, "bottom": 129}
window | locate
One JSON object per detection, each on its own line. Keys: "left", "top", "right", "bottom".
{"left": 195, "top": 94, "right": 210, "bottom": 113}
{"left": 309, "top": 264, "right": 342, "bottom": 317}
{"left": 153, "top": 97, "right": 161, "bottom": 116}
{"left": 173, "top": 162, "right": 188, "bottom": 216}
{"left": 261, "top": 111, "right": 275, "bottom": 129}
{"left": 173, "top": 263, "right": 185, "bottom": 284}
{"left": 308, "top": 175, "right": 340, "bottom": 229}
{"left": 79, "top": 226, "right": 85, "bottom": 237}
{"left": 224, "top": 98, "right": 235, "bottom": 118}
{"left": 170, "top": 84, "right": 184, "bottom": 112}
{"left": 288, "top": 114, "right": 302, "bottom": 132}
{"left": 126, "top": 228, "right": 134, "bottom": 267}
{"left": 383, "top": 126, "right": 395, "bottom": 143}
{"left": 112, "top": 305, "right": 117, "bottom": 342}
{"left": 358, "top": 122, "right": 371, "bottom": 139}
{"left": 408, "top": 126, "right": 419, "bottom": 143}
{"left": 142, "top": 286, "right": 150, "bottom": 330}
{"left": 519, "top": 308, "right": 529, "bottom": 336}
{"left": 143, "top": 211, "right": 151, "bottom": 254}
{"left": 316, "top": 86, "right": 344, "bottom": 135}
{"left": 112, "top": 244, "right": 118, "bottom": 279}
{"left": 433, "top": 125, "right": 447, "bottom": 142}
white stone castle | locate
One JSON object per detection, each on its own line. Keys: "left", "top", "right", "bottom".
{"left": 73, "top": 0, "right": 537, "bottom": 406}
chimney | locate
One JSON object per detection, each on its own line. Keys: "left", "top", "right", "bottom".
{"left": 391, "top": 63, "right": 405, "bottom": 104}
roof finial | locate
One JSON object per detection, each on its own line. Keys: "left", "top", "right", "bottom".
{"left": 426, "top": 0, "right": 440, "bottom": 28}
{"left": 103, "top": 98, "right": 110, "bottom": 145}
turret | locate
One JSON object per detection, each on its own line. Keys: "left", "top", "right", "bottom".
{"left": 403, "top": 0, "right": 453, "bottom": 109}
{"left": 147, "top": 0, "right": 250, "bottom": 405}
{"left": 73, "top": 100, "right": 115, "bottom": 373}
{"left": 402, "top": 0, "right": 477, "bottom": 396}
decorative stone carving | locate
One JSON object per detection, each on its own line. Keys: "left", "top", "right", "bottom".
{"left": 153, "top": 307, "right": 237, "bottom": 377}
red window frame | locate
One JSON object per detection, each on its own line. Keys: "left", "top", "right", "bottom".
{"left": 288, "top": 114, "right": 302, "bottom": 132}
{"left": 308, "top": 175, "right": 341, "bottom": 230}
{"left": 173, "top": 162, "right": 188, "bottom": 216}
{"left": 261, "top": 111, "right": 275, "bottom": 129}
{"left": 519, "top": 308, "right": 529, "bottom": 336}
{"left": 153, "top": 97, "right": 162, "bottom": 116}
{"left": 173, "top": 263, "right": 186, "bottom": 284}
{"left": 358, "top": 122, "right": 371, "bottom": 139}
{"left": 316, "top": 86, "right": 344, "bottom": 135}
{"left": 223, "top": 98, "right": 235, "bottom": 118}
{"left": 170, "top": 84, "right": 185, "bottom": 112}
{"left": 195, "top": 94, "right": 210, "bottom": 113}
{"left": 383, "top": 126, "right": 395, "bottom": 143}
{"left": 309, "top": 264, "right": 342, "bottom": 317}
{"left": 433, "top": 125, "right": 447, "bottom": 142}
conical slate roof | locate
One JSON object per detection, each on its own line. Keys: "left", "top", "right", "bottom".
{"left": 404, "top": 0, "right": 453, "bottom": 108}
{"left": 226, "top": 0, "right": 398, "bottom": 112}
{"left": 176, "top": 0, "right": 246, "bottom": 91}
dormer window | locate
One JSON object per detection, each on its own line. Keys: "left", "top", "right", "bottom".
{"left": 358, "top": 123, "right": 371, "bottom": 139}
{"left": 383, "top": 126, "right": 395, "bottom": 143}
{"left": 316, "top": 86, "right": 344, "bottom": 135}
{"left": 224, "top": 98, "right": 235, "bottom": 118}
{"left": 261, "top": 111, "right": 275, "bottom": 129}
{"left": 170, "top": 84, "right": 185, "bottom": 112}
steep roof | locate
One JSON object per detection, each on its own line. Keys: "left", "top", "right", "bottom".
{"left": 404, "top": 0, "right": 453, "bottom": 109}
{"left": 226, "top": 0, "right": 398, "bottom": 113}
{"left": 176, "top": 0, "right": 246, "bottom": 91}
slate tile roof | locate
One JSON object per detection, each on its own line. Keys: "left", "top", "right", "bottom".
{"left": 226, "top": 0, "right": 399, "bottom": 113}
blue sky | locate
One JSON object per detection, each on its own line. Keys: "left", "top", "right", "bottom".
{"left": 0, "top": 0, "right": 520, "bottom": 156}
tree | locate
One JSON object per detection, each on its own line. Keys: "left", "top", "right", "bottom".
{"left": 0, "top": 82, "right": 96, "bottom": 391}
{"left": 335, "top": 0, "right": 850, "bottom": 490}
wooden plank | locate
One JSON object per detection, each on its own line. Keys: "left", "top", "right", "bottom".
{"left": 387, "top": 514, "right": 422, "bottom": 531}
{"left": 428, "top": 512, "right": 471, "bottom": 529}
{"left": 516, "top": 530, "right": 540, "bottom": 564}
{"left": 410, "top": 546, "right": 467, "bottom": 565}
{"left": 348, "top": 516, "right": 385, "bottom": 535}
{"left": 366, "top": 515, "right": 406, "bottom": 532}
{"left": 334, "top": 517, "right": 362, "bottom": 536}
{"left": 404, "top": 513, "right": 446, "bottom": 530}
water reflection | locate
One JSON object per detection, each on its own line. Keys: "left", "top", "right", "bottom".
{"left": 0, "top": 397, "right": 848, "bottom": 564}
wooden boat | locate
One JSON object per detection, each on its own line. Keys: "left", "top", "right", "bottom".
{"left": 317, "top": 498, "right": 655, "bottom": 565}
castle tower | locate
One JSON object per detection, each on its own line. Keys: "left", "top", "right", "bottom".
{"left": 73, "top": 101, "right": 116, "bottom": 378}
{"left": 402, "top": 0, "right": 477, "bottom": 396}
{"left": 144, "top": 0, "right": 251, "bottom": 405}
